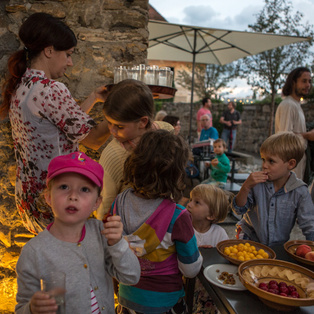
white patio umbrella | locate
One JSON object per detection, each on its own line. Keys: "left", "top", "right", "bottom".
{"left": 147, "top": 20, "right": 311, "bottom": 142}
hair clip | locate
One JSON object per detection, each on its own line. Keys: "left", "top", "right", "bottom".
{"left": 24, "top": 46, "right": 29, "bottom": 61}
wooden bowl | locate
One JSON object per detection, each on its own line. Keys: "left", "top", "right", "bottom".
{"left": 284, "top": 240, "right": 314, "bottom": 268}
{"left": 238, "top": 259, "right": 314, "bottom": 311}
{"left": 216, "top": 239, "right": 276, "bottom": 265}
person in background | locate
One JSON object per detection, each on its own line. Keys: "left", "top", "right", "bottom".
{"left": 0, "top": 12, "right": 110, "bottom": 234}
{"left": 154, "top": 110, "right": 167, "bottom": 121}
{"left": 275, "top": 67, "right": 312, "bottom": 181}
{"left": 219, "top": 101, "right": 242, "bottom": 152}
{"left": 112, "top": 130, "right": 202, "bottom": 314}
{"left": 187, "top": 184, "right": 230, "bottom": 314}
{"left": 97, "top": 79, "right": 173, "bottom": 220}
{"left": 15, "top": 152, "right": 140, "bottom": 314}
{"left": 199, "top": 114, "right": 219, "bottom": 141}
{"left": 203, "top": 138, "right": 231, "bottom": 188}
{"left": 163, "top": 115, "right": 181, "bottom": 135}
{"left": 196, "top": 97, "right": 212, "bottom": 139}
{"left": 232, "top": 132, "right": 314, "bottom": 246}
{"left": 192, "top": 114, "right": 218, "bottom": 157}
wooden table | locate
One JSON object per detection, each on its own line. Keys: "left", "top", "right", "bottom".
{"left": 188, "top": 246, "right": 314, "bottom": 314}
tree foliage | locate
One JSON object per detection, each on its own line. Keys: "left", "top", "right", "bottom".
{"left": 176, "top": 63, "right": 238, "bottom": 100}
{"left": 237, "top": 0, "right": 314, "bottom": 135}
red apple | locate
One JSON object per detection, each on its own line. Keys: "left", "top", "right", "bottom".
{"left": 295, "top": 244, "right": 312, "bottom": 258}
{"left": 305, "top": 251, "right": 314, "bottom": 261}
{"left": 102, "top": 213, "right": 112, "bottom": 223}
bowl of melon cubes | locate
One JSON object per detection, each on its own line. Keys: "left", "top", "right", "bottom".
{"left": 217, "top": 239, "right": 276, "bottom": 265}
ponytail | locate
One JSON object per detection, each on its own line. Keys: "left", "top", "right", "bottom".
{"left": 1, "top": 49, "right": 27, "bottom": 119}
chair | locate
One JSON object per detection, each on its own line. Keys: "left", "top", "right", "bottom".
{"left": 224, "top": 152, "right": 249, "bottom": 193}
{"left": 192, "top": 140, "right": 215, "bottom": 182}
{"left": 184, "top": 277, "right": 196, "bottom": 314}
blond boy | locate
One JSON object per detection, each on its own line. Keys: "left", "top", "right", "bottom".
{"left": 232, "top": 132, "right": 314, "bottom": 246}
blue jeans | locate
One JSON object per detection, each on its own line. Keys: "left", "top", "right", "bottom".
{"left": 221, "top": 128, "right": 237, "bottom": 152}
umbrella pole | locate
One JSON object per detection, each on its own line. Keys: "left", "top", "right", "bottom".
{"left": 188, "top": 31, "right": 197, "bottom": 145}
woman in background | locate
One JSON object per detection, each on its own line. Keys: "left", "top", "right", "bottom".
{"left": 163, "top": 115, "right": 181, "bottom": 136}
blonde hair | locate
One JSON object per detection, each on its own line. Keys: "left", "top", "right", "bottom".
{"left": 155, "top": 110, "right": 167, "bottom": 121}
{"left": 190, "top": 184, "right": 231, "bottom": 223}
{"left": 260, "top": 132, "right": 305, "bottom": 164}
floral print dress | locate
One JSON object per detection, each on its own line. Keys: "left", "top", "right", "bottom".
{"left": 9, "top": 69, "right": 96, "bottom": 234}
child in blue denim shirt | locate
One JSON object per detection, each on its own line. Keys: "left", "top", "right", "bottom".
{"left": 232, "top": 132, "right": 314, "bottom": 246}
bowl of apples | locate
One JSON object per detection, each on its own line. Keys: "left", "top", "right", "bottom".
{"left": 238, "top": 259, "right": 314, "bottom": 311}
{"left": 284, "top": 240, "right": 314, "bottom": 268}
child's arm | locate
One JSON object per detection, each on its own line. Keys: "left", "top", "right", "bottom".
{"left": 172, "top": 210, "right": 203, "bottom": 278}
{"left": 101, "top": 215, "right": 123, "bottom": 246}
{"left": 211, "top": 156, "right": 230, "bottom": 173}
{"left": 15, "top": 247, "right": 59, "bottom": 314}
{"left": 296, "top": 189, "right": 314, "bottom": 241}
{"left": 235, "top": 171, "right": 268, "bottom": 207}
{"left": 101, "top": 217, "right": 141, "bottom": 285}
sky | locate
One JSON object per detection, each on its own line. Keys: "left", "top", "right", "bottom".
{"left": 149, "top": 0, "right": 314, "bottom": 98}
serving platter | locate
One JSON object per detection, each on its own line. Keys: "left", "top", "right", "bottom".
{"left": 238, "top": 259, "right": 314, "bottom": 311}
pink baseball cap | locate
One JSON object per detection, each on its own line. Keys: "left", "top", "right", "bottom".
{"left": 47, "top": 152, "right": 104, "bottom": 189}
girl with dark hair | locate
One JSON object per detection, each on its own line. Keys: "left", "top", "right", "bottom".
{"left": 163, "top": 115, "right": 181, "bottom": 135}
{"left": 97, "top": 79, "right": 174, "bottom": 220}
{"left": 1, "top": 13, "right": 110, "bottom": 234}
{"left": 113, "top": 130, "right": 202, "bottom": 314}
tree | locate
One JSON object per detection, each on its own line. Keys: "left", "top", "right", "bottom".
{"left": 237, "top": 0, "right": 314, "bottom": 135}
{"left": 176, "top": 63, "right": 238, "bottom": 100}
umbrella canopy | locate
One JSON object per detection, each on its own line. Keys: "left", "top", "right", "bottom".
{"left": 148, "top": 20, "right": 311, "bottom": 142}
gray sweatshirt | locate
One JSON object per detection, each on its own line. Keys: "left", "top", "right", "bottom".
{"left": 15, "top": 219, "right": 140, "bottom": 314}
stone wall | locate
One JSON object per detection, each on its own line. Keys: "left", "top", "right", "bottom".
{"left": 161, "top": 101, "right": 314, "bottom": 155}
{"left": 0, "top": 1, "right": 149, "bottom": 312}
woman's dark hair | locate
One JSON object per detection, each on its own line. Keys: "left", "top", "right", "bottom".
{"left": 123, "top": 129, "right": 189, "bottom": 202}
{"left": 163, "top": 115, "right": 179, "bottom": 127}
{"left": 103, "top": 79, "right": 154, "bottom": 128}
{"left": 1, "top": 12, "right": 77, "bottom": 118}
{"left": 282, "top": 67, "right": 311, "bottom": 96}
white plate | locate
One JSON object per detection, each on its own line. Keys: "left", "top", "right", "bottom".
{"left": 203, "top": 264, "right": 246, "bottom": 291}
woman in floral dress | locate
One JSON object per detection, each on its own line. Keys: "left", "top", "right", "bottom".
{"left": 1, "top": 13, "right": 110, "bottom": 234}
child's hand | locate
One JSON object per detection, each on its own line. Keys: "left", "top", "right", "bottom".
{"left": 94, "top": 85, "right": 109, "bottom": 103}
{"left": 199, "top": 245, "right": 213, "bottom": 249}
{"left": 30, "top": 291, "right": 58, "bottom": 314}
{"left": 101, "top": 215, "right": 123, "bottom": 246}
{"left": 211, "top": 158, "right": 219, "bottom": 167}
{"left": 205, "top": 161, "right": 211, "bottom": 167}
{"left": 243, "top": 171, "right": 268, "bottom": 190}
